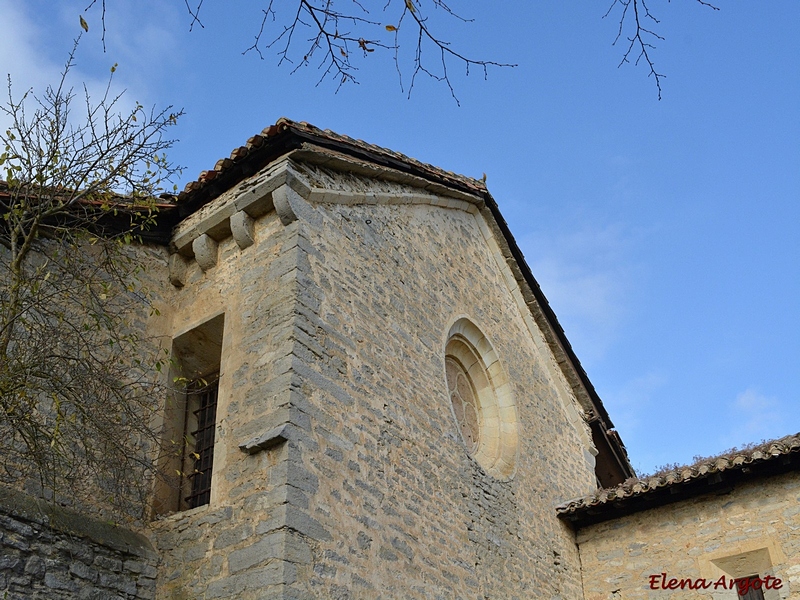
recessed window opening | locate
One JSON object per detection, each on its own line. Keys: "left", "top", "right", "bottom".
{"left": 709, "top": 546, "right": 782, "bottom": 600}
{"left": 736, "top": 575, "right": 766, "bottom": 600}
{"left": 153, "top": 313, "right": 224, "bottom": 516}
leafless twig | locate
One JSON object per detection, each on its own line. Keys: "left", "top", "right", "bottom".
{"left": 83, "top": 0, "right": 108, "bottom": 50}
{"left": 83, "top": 1, "right": 513, "bottom": 100}
{"left": 184, "top": 0, "right": 205, "bottom": 31}
{"left": 396, "top": 0, "right": 515, "bottom": 105}
{"left": 605, "top": 0, "right": 719, "bottom": 99}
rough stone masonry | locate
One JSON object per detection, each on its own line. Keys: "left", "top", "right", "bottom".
{"left": 0, "top": 486, "right": 157, "bottom": 599}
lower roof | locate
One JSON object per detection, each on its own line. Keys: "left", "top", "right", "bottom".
{"left": 557, "top": 432, "right": 800, "bottom": 528}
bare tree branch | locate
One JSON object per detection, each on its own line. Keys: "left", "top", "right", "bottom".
{"left": 83, "top": 0, "right": 722, "bottom": 100}
{"left": 83, "top": 0, "right": 107, "bottom": 49}
{"left": 396, "top": 0, "right": 515, "bottom": 105}
{"left": 84, "top": 0, "right": 514, "bottom": 101}
{"left": 183, "top": 0, "right": 205, "bottom": 31}
{"left": 605, "top": 0, "right": 720, "bottom": 99}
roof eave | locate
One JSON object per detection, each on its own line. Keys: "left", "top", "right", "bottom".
{"left": 559, "top": 439, "right": 800, "bottom": 528}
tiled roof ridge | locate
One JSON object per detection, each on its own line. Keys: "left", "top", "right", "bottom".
{"left": 558, "top": 431, "right": 800, "bottom": 516}
{"left": 177, "top": 117, "right": 487, "bottom": 203}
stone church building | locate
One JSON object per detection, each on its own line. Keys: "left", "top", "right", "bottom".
{"left": 0, "top": 119, "right": 797, "bottom": 599}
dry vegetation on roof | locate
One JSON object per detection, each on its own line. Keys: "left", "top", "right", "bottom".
{"left": 637, "top": 433, "right": 798, "bottom": 481}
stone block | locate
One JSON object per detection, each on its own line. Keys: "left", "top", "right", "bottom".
{"left": 231, "top": 210, "right": 256, "bottom": 249}
{"left": 170, "top": 223, "right": 199, "bottom": 256}
{"left": 93, "top": 555, "right": 123, "bottom": 572}
{"left": 239, "top": 423, "right": 292, "bottom": 455}
{"left": 228, "top": 532, "right": 284, "bottom": 573}
{"left": 197, "top": 200, "right": 237, "bottom": 241}
{"left": 44, "top": 570, "right": 80, "bottom": 592}
{"left": 168, "top": 252, "right": 189, "bottom": 287}
{"left": 70, "top": 560, "right": 99, "bottom": 582}
{"left": 192, "top": 233, "right": 218, "bottom": 271}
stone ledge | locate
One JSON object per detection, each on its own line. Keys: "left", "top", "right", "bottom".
{"left": 170, "top": 158, "right": 305, "bottom": 257}
{"left": 240, "top": 424, "right": 293, "bottom": 455}
{"left": 0, "top": 485, "right": 157, "bottom": 560}
{"left": 167, "top": 155, "right": 485, "bottom": 288}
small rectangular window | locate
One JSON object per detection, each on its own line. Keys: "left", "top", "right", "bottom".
{"left": 736, "top": 575, "right": 766, "bottom": 600}
{"left": 152, "top": 314, "right": 224, "bottom": 517}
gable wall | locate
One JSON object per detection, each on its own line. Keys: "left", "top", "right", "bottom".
{"left": 274, "top": 164, "right": 599, "bottom": 597}
{"left": 145, "top": 156, "right": 601, "bottom": 598}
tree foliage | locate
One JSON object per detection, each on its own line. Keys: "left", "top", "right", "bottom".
{"left": 0, "top": 41, "right": 182, "bottom": 519}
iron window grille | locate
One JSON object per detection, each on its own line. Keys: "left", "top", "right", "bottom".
{"left": 183, "top": 376, "right": 219, "bottom": 509}
{"left": 736, "top": 575, "right": 766, "bottom": 600}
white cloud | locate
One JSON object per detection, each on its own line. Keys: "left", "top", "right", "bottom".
{"left": 0, "top": 2, "right": 122, "bottom": 134}
{"left": 727, "top": 387, "right": 782, "bottom": 443}
{"left": 0, "top": 0, "right": 182, "bottom": 162}
{"left": 520, "top": 223, "right": 642, "bottom": 364}
{"left": 0, "top": 0, "right": 181, "bottom": 95}
{"left": 0, "top": 0, "right": 62, "bottom": 102}
{"left": 70, "top": 0, "right": 182, "bottom": 94}
{"left": 735, "top": 388, "right": 775, "bottom": 412}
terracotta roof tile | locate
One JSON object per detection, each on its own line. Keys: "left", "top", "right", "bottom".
{"left": 175, "top": 117, "right": 487, "bottom": 204}
{"left": 557, "top": 432, "right": 800, "bottom": 524}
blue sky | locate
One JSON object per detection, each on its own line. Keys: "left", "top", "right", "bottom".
{"left": 3, "top": 0, "right": 798, "bottom": 476}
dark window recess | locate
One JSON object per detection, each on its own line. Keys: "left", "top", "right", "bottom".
{"left": 736, "top": 575, "right": 766, "bottom": 600}
{"left": 184, "top": 378, "right": 219, "bottom": 509}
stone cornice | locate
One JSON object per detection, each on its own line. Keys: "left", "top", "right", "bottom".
{"left": 166, "top": 154, "right": 483, "bottom": 286}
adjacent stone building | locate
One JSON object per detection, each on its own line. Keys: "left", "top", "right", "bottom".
{"left": 559, "top": 434, "right": 800, "bottom": 600}
{"left": 1, "top": 119, "right": 796, "bottom": 599}
{"left": 0, "top": 486, "right": 158, "bottom": 599}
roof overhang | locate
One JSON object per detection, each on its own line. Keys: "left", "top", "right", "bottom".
{"left": 558, "top": 433, "right": 800, "bottom": 528}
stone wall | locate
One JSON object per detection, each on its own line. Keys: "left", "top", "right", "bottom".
{"left": 0, "top": 238, "right": 172, "bottom": 523}
{"left": 0, "top": 486, "right": 158, "bottom": 599}
{"left": 575, "top": 471, "right": 800, "bottom": 600}
{"left": 149, "top": 155, "right": 600, "bottom": 598}
{"left": 150, "top": 200, "right": 307, "bottom": 599}
{"left": 279, "top": 164, "right": 597, "bottom": 598}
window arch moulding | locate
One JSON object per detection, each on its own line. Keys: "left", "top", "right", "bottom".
{"left": 444, "top": 317, "right": 519, "bottom": 480}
